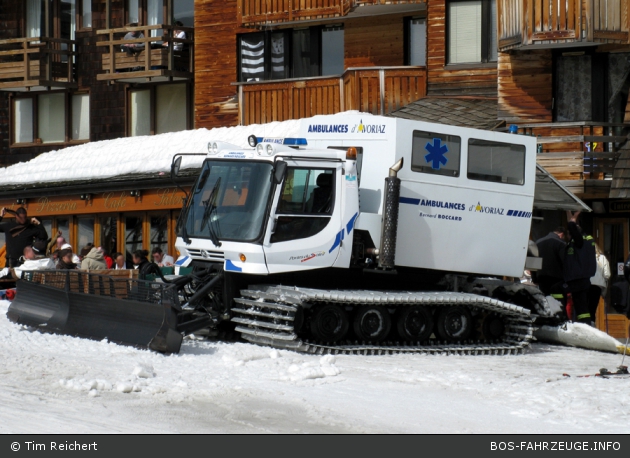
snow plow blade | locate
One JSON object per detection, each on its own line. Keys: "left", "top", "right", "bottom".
{"left": 6, "top": 270, "right": 183, "bottom": 353}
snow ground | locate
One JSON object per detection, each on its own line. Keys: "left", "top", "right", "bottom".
{"left": 0, "top": 299, "right": 628, "bottom": 434}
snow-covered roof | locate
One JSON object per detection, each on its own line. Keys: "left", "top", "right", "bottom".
{"left": 0, "top": 118, "right": 304, "bottom": 188}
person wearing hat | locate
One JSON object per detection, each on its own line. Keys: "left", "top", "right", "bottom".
{"left": 0, "top": 207, "right": 48, "bottom": 268}
{"left": 60, "top": 243, "right": 82, "bottom": 268}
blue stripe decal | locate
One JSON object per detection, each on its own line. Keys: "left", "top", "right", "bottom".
{"left": 329, "top": 231, "right": 343, "bottom": 253}
{"left": 507, "top": 210, "right": 514, "bottom": 216}
{"left": 175, "top": 255, "right": 190, "bottom": 266}
{"left": 225, "top": 259, "right": 243, "bottom": 272}
{"left": 346, "top": 212, "right": 359, "bottom": 235}
{"left": 400, "top": 197, "right": 420, "bottom": 205}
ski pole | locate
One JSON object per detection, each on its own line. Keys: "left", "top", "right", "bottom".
{"left": 621, "top": 325, "right": 630, "bottom": 368}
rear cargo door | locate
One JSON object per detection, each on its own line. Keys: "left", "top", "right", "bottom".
{"left": 534, "top": 164, "right": 591, "bottom": 212}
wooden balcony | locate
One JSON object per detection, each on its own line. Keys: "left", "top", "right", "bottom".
{"left": 0, "top": 37, "right": 76, "bottom": 92}
{"left": 498, "top": 0, "right": 630, "bottom": 52}
{"left": 234, "top": 66, "right": 426, "bottom": 125}
{"left": 96, "top": 25, "right": 193, "bottom": 84}
{"left": 518, "top": 122, "right": 630, "bottom": 198}
{"left": 237, "top": 0, "right": 426, "bottom": 26}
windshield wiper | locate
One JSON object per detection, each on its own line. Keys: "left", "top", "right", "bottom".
{"left": 180, "top": 194, "right": 194, "bottom": 244}
{"left": 201, "top": 177, "right": 222, "bottom": 248}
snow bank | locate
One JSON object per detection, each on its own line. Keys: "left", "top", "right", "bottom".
{"left": 0, "top": 112, "right": 368, "bottom": 187}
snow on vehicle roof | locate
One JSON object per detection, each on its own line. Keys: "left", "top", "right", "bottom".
{"left": 0, "top": 113, "right": 370, "bottom": 186}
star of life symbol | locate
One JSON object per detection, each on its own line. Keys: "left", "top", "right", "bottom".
{"left": 424, "top": 138, "right": 449, "bottom": 170}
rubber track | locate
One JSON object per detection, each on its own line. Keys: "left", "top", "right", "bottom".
{"left": 231, "top": 286, "right": 535, "bottom": 356}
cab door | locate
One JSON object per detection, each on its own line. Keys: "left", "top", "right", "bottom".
{"left": 263, "top": 161, "right": 343, "bottom": 273}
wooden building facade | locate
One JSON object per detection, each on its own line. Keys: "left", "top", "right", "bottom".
{"left": 0, "top": 0, "right": 195, "bottom": 166}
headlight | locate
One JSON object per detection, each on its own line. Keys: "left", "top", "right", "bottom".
{"left": 248, "top": 135, "right": 258, "bottom": 148}
{"left": 256, "top": 144, "right": 264, "bottom": 155}
{"left": 266, "top": 144, "right": 274, "bottom": 156}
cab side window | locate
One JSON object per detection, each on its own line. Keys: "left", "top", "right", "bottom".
{"left": 272, "top": 168, "right": 334, "bottom": 243}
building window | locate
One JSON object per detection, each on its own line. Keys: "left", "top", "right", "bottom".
{"left": 406, "top": 17, "right": 426, "bottom": 66}
{"left": 12, "top": 92, "right": 90, "bottom": 145}
{"left": 239, "top": 25, "right": 344, "bottom": 82}
{"left": 447, "top": 0, "right": 496, "bottom": 65}
{"left": 128, "top": 83, "right": 191, "bottom": 136}
{"left": 174, "top": 0, "right": 194, "bottom": 27}
{"left": 79, "top": 0, "right": 92, "bottom": 29}
{"left": 26, "top": 0, "right": 46, "bottom": 37}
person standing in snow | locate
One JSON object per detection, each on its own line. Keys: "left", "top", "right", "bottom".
{"left": 534, "top": 226, "right": 566, "bottom": 295}
{"left": 563, "top": 211, "right": 597, "bottom": 324}
{"left": 81, "top": 246, "right": 107, "bottom": 270}
{"left": 588, "top": 244, "right": 610, "bottom": 326}
{"left": 0, "top": 207, "right": 48, "bottom": 268}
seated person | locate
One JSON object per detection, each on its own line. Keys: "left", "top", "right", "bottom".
{"left": 152, "top": 247, "right": 174, "bottom": 267}
{"left": 121, "top": 23, "right": 145, "bottom": 55}
{"left": 56, "top": 248, "right": 78, "bottom": 270}
{"left": 133, "top": 250, "right": 167, "bottom": 281}
{"left": 163, "top": 21, "right": 186, "bottom": 51}
{"left": 12, "top": 243, "right": 56, "bottom": 279}
{"left": 113, "top": 252, "right": 127, "bottom": 270}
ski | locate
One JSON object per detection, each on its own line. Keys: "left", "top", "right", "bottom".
{"left": 562, "top": 366, "right": 629, "bottom": 378}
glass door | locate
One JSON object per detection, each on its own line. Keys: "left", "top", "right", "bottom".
{"left": 595, "top": 218, "right": 630, "bottom": 338}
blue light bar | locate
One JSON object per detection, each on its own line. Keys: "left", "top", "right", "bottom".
{"left": 256, "top": 137, "right": 308, "bottom": 146}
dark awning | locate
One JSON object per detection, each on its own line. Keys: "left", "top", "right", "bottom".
{"left": 535, "top": 164, "right": 591, "bottom": 212}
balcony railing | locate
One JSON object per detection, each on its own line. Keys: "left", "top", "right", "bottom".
{"left": 0, "top": 37, "right": 76, "bottom": 91}
{"left": 96, "top": 24, "right": 193, "bottom": 83}
{"left": 498, "top": 0, "right": 630, "bottom": 51}
{"left": 238, "top": 0, "right": 350, "bottom": 25}
{"left": 234, "top": 66, "right": 426, "bottom": 125}
{"left": 518, "top": 121, "right": 630, "bottom": 197}
{"left": 238, "top": 0, "right": 426, "bottom": 26}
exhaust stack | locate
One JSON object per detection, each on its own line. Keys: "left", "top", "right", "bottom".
{"left": 378, "top": 158, "right": 403, "bottom": 269}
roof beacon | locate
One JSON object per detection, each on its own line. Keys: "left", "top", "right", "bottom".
{"left": 255, "top": 137, "right": 307, "bottom": 147}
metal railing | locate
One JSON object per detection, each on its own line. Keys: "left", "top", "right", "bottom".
{"left": 25, "top": 270, "right": 180, "bottom": 307}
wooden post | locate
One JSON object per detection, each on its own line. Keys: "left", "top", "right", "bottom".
{"left": 23, "top": 40, "right": 29, "bottom": 82}
{"left": 238, "top": 85, "right": 244, "bottom": 126}
{"left": 109, "top": 31, "right": 115, "bottom": 74}
{"left": 144, "top": 26, "right": 150, "bottom": 74}
{"left": 339, "top": 76, "right": 344, "bottom": 112}
{"left": 379, "top": 68, "right": 385, "bottom": 115}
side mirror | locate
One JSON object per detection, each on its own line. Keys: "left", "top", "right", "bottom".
{"left": 171, "top": 156, "right": 182, "bottom": 179}
{"left": 273, "top": 161, "right": 287, "bottom": 184}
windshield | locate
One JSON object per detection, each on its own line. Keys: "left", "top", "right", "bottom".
{"left": 180, "top": 160, "right": 274, "bottom": 243}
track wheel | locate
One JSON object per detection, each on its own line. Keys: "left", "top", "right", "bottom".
{"left": 310, "top": 304, "right": 349, "bottom": 342}
{"left": 353, "top": 306, "right": 391, "bottom": 342}
{"left": 436, "top": 306, "right": 472, "bottom": 341}
{"left": 481, "top": 314, "right": 505, "bottom": 340}
{"left": 396, "top": 306, "right": 433, "bottom": 341}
